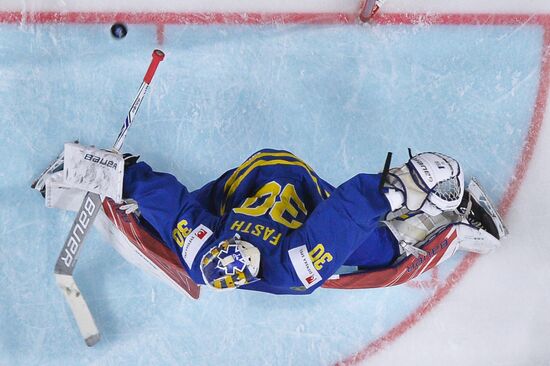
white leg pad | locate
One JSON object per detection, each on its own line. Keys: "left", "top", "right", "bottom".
{"left": 455, "top": 224, "right": 502, "bottom": 254}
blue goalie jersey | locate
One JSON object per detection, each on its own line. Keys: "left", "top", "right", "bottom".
{"left": 123, "top": 149, "right": 399, "bottom": 295}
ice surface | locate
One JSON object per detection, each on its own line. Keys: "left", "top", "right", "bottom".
{"left": 0, "top": 5, "right": 549, "bottom": 366}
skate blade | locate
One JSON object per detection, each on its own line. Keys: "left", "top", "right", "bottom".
{"left": 468, "top": 177, "right": 509, "bottom": 239}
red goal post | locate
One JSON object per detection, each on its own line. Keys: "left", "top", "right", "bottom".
{"left": 358, "top": 0, "right": 383, "bottom": 22}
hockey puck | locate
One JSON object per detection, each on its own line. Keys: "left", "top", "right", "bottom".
{"left": 110, "top": 23, "right": 128, "bottom": 39}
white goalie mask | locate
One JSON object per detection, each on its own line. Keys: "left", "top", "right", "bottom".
{"left": 407, "top": 152, "right": 465, "bottom": 214}
{"left": 200, "top": 236, "right": 261, "bottom": 290}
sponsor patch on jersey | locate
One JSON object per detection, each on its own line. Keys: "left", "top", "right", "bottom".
{"left": 288, "top": 245, "right": 321, "bottom": 289}
{"left": 182, "top": 224, "right": 213, "bottom": 268}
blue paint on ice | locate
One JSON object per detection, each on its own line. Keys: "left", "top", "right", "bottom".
{"left": 0, "top": 22, "right": 542, "bottom": 365}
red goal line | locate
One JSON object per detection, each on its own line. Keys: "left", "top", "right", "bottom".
{"left": 0, "top": 11, "right": 549, "bottom": 27}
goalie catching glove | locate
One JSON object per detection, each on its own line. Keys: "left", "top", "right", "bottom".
{"left": 384, "top": 151, "right": 464, "bottom": 216}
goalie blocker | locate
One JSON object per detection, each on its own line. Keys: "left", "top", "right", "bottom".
{"left": 63, "top": 142, "right": 125, "bottom": 202}
{"left": 40, "top": 143, "right": 125, "bottom": 211}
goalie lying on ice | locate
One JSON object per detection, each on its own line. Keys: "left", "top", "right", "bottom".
{"left": 37, "top": 146, "right": 508, "bottom": 295}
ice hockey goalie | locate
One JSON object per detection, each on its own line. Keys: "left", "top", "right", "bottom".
{"left": 34, "top": 144, "right": 508, "bottom": 297}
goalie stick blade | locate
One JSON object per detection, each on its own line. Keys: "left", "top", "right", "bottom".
{"left": 55, "top": 274, "right": 100, "bottom": 346}
{"left": 468, "top": 177, "right": 509, "bottom": 239}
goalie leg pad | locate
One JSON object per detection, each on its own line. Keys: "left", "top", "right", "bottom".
{"left": 455, "top": 223, "right": 501, "bottom": 254}
{"left": 383, "top": 208, "right": 461, "bottom": 258}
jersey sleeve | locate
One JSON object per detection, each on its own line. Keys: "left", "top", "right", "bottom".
{"left": 261, "top": 173, "right": 394, "bottom": 292}
{"left": 123, "top": 162, "right": 221, "bottom": 260}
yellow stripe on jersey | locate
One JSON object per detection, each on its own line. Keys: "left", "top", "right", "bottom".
{"left": 221, "top": 159, "right": 324, "bottom": 215}
{"left": 223, "top": 151, "right": 317, "bottom": 195}
{"left": 220, "top": 152, "right": 328, "bottom": 215}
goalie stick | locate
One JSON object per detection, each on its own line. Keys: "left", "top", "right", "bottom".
{"left": 54, "top": 50, "right": 165, "bottom": 346}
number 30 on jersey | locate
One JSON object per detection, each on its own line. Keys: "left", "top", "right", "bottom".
{"left": 233, "top": 181, "right": 307, "bottom": 229}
